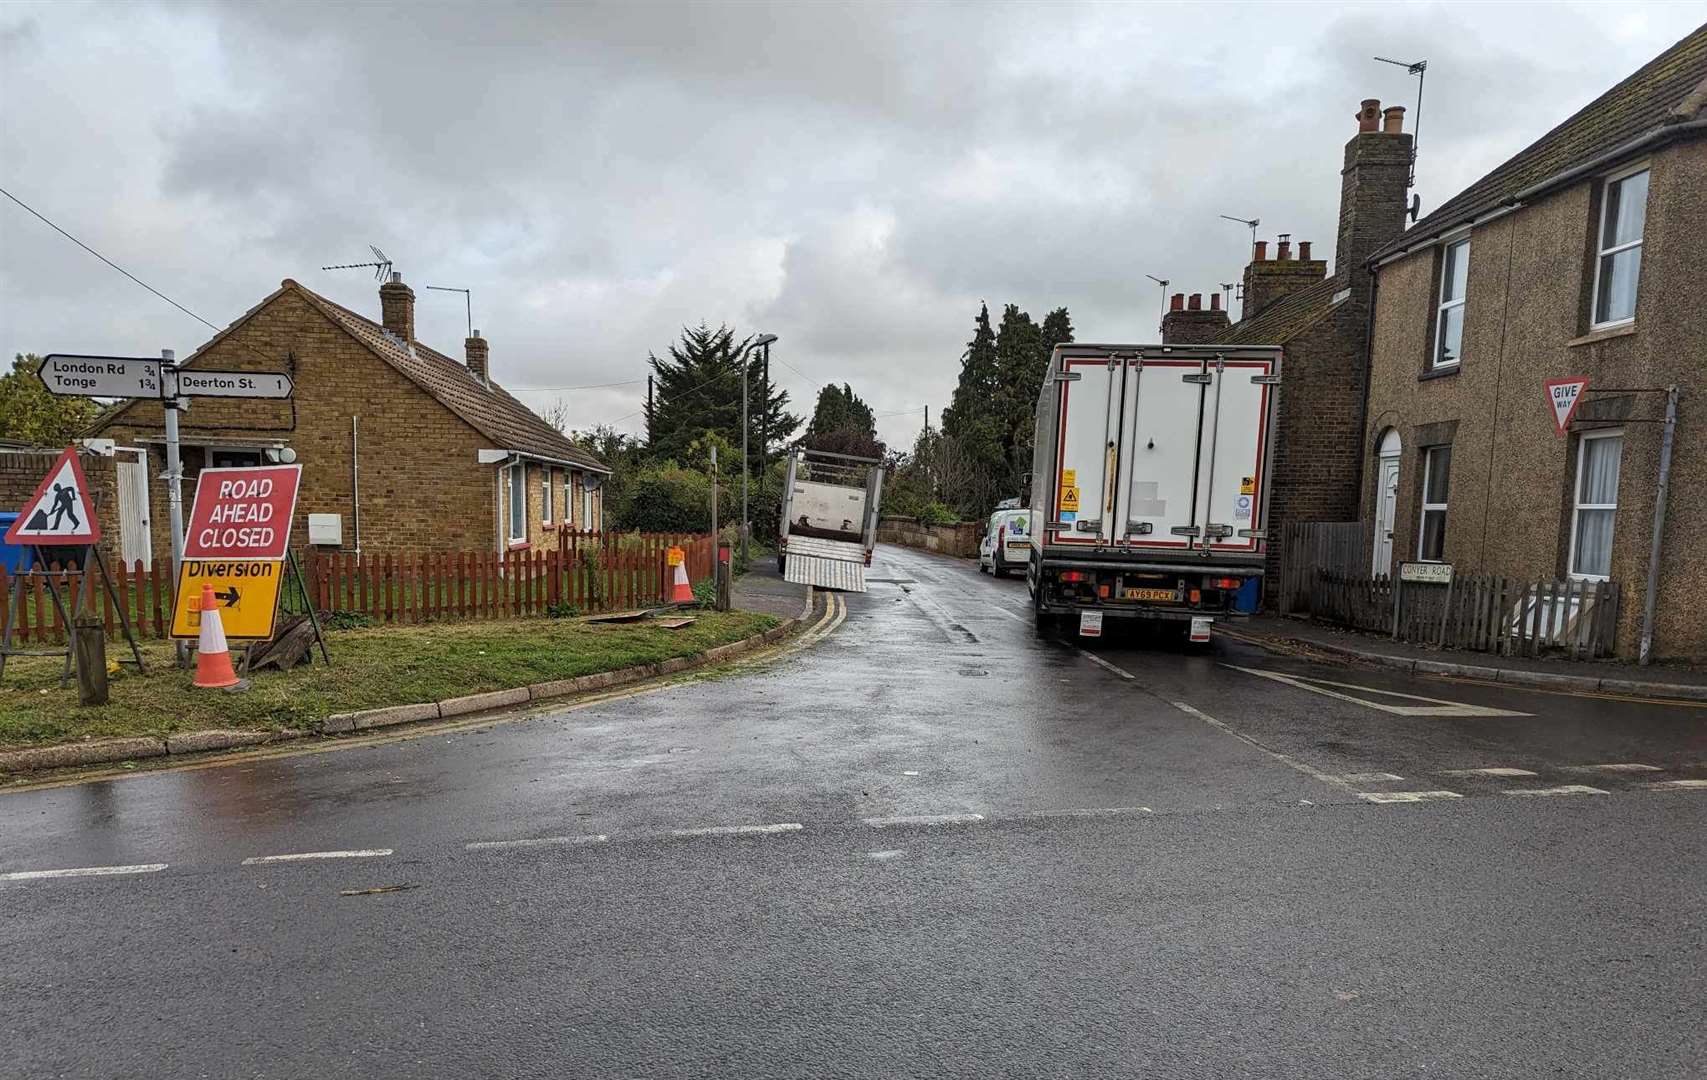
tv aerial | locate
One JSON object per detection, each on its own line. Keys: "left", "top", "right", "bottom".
{"left": 424, "top": 285, "right": 474, "bottom": 339}
{"left": 1374, "top": 54, "right": 1428, "bottom": 216}
{"left": 1219, "top": 214, "right": 1260, "bottom": 259}
{"left": 1144, "top": 274, "right": 1169, "bottom": 335}
{"left": 322, "top": 245, "right": 394, "bottom": 280}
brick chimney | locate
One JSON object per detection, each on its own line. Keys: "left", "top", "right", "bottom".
{"left": 1335, "top": 97, "right": 1413, "bottom": 289}
{"left": 465, "top": 330, "right": 490, "bottom": 387}
{"left": 1240, "top": 236, "right": 1328, "bottom": 319}
{"left": 379, "top": 272, "right": 416, "bottom": 345}
{"left": 1162, "top": 290, "right": 1231, "bottom": 344}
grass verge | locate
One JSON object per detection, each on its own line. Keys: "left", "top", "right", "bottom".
{"left": 0, "top": 610, "right": 777, "bottom": 750}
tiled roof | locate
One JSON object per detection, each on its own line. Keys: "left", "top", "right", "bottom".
{"left": 92, "top": 279, "right": 607, "bottom": 473}
{"left": 1215, "top": 277, "right": 1342, "bottom": 346}
{"left": 288, "top": 283, "right": 607, "bottom": 472}
{"left": 1372, "top": 23, "right": 1707, "bottom": 263}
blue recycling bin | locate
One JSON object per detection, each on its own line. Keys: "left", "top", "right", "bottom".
{"left": 0, "top": 512, "right": 30, "bottom": 572}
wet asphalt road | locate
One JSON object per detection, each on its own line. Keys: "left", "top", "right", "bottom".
{"left": 2, "top": 544, "right": 1704, "bottom": 1078}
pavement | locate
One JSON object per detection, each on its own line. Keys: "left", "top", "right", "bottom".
{"left": 730, "top": 557, "right": 812, "bottom": 620}
{"left": 1234, "top": 612, "right": 1707, "bottom": 699}
{"left": 2, "top": 543, "right": 1703, "bottom": 1078}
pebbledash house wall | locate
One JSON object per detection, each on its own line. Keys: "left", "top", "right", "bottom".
{"left": 95, "top": 288, "right": 594, "bottom": 565}
{"left": 1362, "top": 138, "right": 1707, "bottom": 660}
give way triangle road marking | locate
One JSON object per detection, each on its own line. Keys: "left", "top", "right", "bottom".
{"left": 1223, "top": 665, "right": 1530, "bottom": 718}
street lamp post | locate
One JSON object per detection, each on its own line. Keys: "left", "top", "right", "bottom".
{"left": 741, "top": 333, "right": 778, "bottom": 567}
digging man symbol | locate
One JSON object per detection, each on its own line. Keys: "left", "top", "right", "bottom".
{"left": 25, "top": 481, "right": 81, "bottom": 534}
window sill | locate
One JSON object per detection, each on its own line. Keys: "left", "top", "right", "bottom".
{"left": 1568, "top": 323, "right": 1636, "bottom": 348}
{"left": 1419, "top": 364, "right": 1461, "bottom": 382}
{"left": 507, "top": 540, "right": 531, "bottom": 551}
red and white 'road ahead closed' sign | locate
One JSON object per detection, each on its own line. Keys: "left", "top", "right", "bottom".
{"left": 184, "top": 464, "right": 302, "bottom": 560}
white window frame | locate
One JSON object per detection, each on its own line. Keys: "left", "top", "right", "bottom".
{"left": 564, "top": 473, "right": 576, "bottom": 530}
{"left": 1589, "top": 162, "right": 1648, "bottom": 330}
{"left": 1432, "top": 235, "right": 1469, "bottom": 369}
{"left": 507, "top": 462, "right": 527, "bottom": 543}
{"left": 1568, "top": 428, "right": 1623, "bottom": 581}
{"left": 1416, "top": 445, "right": 1450, "bottom": 562}
{"left": 542, "top": 466, "right": 554, "bottom": 525}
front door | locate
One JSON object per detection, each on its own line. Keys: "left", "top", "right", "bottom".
{"left": 1373, "top": 457, "right": 1399, "bottom": 576}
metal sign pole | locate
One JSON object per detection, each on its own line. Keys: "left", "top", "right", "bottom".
{"left": 161, "top": 348, "right": 189, "bottom": 667}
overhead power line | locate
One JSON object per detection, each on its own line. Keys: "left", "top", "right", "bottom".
{"left": 0, "top": 184, "right": 222, "bottom": 333}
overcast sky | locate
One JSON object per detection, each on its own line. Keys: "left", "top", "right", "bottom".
{"left": 2, "top": 1, "right": 1699, "bottom": 449}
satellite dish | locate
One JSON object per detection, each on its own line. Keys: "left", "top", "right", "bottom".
{"left": 1408, "top": 193, "right": 1422, "bottom": 222}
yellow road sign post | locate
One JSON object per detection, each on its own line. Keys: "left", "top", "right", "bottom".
{"left": 171, "top": 559, "right": 285, "bottom": 640}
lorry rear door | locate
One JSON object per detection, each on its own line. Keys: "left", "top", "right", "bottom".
{"left": 1047, "top": 353, "right": 1123, "bottom": 547}
{"left": 1114, "top": 351, "right": 1275, "bottom": 555}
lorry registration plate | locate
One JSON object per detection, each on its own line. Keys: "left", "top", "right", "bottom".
{"left": 1078, "top": 611, "right": 1103, "bottom": 637}
{"left": 1124, "top": 588, "right": 1176, "bottom": 602}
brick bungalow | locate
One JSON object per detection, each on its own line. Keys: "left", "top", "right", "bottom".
{"left": 86, "top": 273, "right": 608, "bottom": 566}
{"left": 1358, "top": 25, "right": 1707, "bottom": 661}
{"left": 1161, "top": 96, "right": 1413, "bottom": 599}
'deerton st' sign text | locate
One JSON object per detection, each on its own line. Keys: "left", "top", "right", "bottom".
{"left": 183, "top": 464, "right": 303, "bottom": 560}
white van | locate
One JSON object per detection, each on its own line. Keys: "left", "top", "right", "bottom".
{"left": 978, "top": 508, "right": 1033, "bottom": 577}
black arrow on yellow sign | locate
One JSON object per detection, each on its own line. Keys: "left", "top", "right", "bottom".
{"left": 214, "top": 587, "right": 240, "bottom": 607}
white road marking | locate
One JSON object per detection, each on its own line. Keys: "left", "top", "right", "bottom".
{"left": 0, "top": 863, "right": 168, "bottom": 882}
{"left": 866, "top": 850, "right": 906, "bottom": 860}
{"left": 1028, "top": 806, "right": 1154, "bottom": 819}
{"left": 241, "top": 849, "right": 394, "bottom": 865}
{"left": 1502, "top": 784, "right": 1608, "bottom": 797}
{"left": 1358, "top": 790, "right": 1463, "bottom": 804}
{"left": 901, "top": 770, "right": 920, "bottom": 776}
{"left": 1077, "top": 647, "right": 1136, "bottom": 681}
{"left": 1223, "top": 665, "right": 1530, "bottom": 717}
{"left": 1639, "top": 779, "right": 1707, "bottom": 791}
{"left": 465, "top": 835, "right": 608, "bottom": 851}
{"left": 863, "top": 813, "right": 985, "bottom": 828}
{"left": 1443, "top": 767, "right": 1539, "bottom": 778}
{"left": 1570, "top": 763, "right": 1661, "bottom": 773}
{"left": 670, "top": 823, "right": 803, "bottom": 837}
{"left": 1338, "top": 772, "right": 1405, "bottom": 783}
{"left": 981, "top": 601, "right": 1028, "bottom": 624}
{"left": 1168, "top": 700, "right": 1355, "bottom": 792}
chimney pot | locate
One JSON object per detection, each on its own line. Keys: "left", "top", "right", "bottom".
{"left": 1170, "top": 292, "right": 1185, "bottom": 311}
{"left": 465, "top": 330, "right": 490, "bottom": 388}
{"left": 1357, "top": 98, "right": 1381, "bottom": 133}
{"left": 1382, "top": 105, "right": 1406, "bottom": 134}
{"left": 379, "top": 273, "right": 416, "bottom": 345}
{"left": 1210, "top": 293, "right": 1221, "bottom": 311}
{"left": 1298, "top": 241, "right": 1312, "bottom": 262}
{"left": 1277, "top": 238, "right": 1292, "bottom": 261}
{"left": 1188, "top": 293, "right": 1202, "bottom": 310}
{"left": 1253, "top": 240, "right": 1268, "bottom": 261}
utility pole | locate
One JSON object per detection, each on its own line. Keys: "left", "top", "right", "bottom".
{"left": 160, "top": 348, "right": 189, "bottom": 668}
{"left": 739, "top": 333, "right": 777, "bottom": 567}
{"left": 645, "top": 374, "right": 653, "bottom": 446}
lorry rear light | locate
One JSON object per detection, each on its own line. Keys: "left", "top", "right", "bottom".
{"left": 1189, "top": 589, "right": 1201, "bottom": 604}
{"left": 1213, "top": 577, "right": 1240, "bottom": 590}
{"left": 1097, "top": 584, "right": 1110, "bottom": 599}
{"left": 1059, "top": 570, "right": 1087, "bottom": 583}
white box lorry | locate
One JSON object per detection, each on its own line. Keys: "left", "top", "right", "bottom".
{"left": 1026, "top": 342, "right": 1281, "bottom": 640}
{"left": 777, "top": 448, "right": 883, "bottom": 593}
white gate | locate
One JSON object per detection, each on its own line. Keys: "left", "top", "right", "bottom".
{"left": 116, "top": 455, "right": 153, "bottom": 569}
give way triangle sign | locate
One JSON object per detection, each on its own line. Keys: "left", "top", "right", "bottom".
{"left": 3, "top": 446, "right": 102, "bottom": 546}
{"left": 1545, "top": 376, "right": 1590, "bottom": 436}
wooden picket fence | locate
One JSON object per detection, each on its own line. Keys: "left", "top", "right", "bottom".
{"left": 0, "top": 531, "right": 715, "bottom": 643}
{"left": 1277, "top": 521, "right": 1373, "bottom": 615}
{"left": 1309, "top": 569, "right": 1622, "bottom": 659}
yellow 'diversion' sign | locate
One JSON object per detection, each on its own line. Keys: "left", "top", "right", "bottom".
{"left": 667, "top": 545, "right": 685, "bottom": 567}
{"left": 171, "top": 559, "right": 285, "bottom": 640}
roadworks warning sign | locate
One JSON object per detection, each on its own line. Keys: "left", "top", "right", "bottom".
{"left": 170, "top": 559, "right": 284, "bottom": 640}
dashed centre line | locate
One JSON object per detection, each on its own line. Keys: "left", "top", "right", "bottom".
{"left": 671, "top": 823, "right": 803, "bottom": 837}
{"left": 0, "top": 863, "right": 168, "bottom": 882}
{"left": 1570, "top": 763, "right": 1661, "bottom": 773}
{"left": 1639, "top": 779, "right": 1707, "bottom": 791}
{"left": 1502, "top": 785, "right": 1608, "bottom": 798}
{"left": 1443, "top": 767, "right": 1539, "bottom": 778}
{"left": 241, "top": 849, "right": 394, "bottom": 865}
{"left": 1358, "top": 790, "right": 1463, "bottom": 804}
{"left": 465, "top": 835, "right": 608, "bottom": 851}
{"left": 864, "top": 813, "right": 985, "bottom": 828}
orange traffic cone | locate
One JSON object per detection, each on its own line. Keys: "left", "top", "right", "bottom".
{"left": 193, "top": 583, "right": 241, "bottom": 689}
{"left": 668, "top": 547, "right": 694, "bottom": 604}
